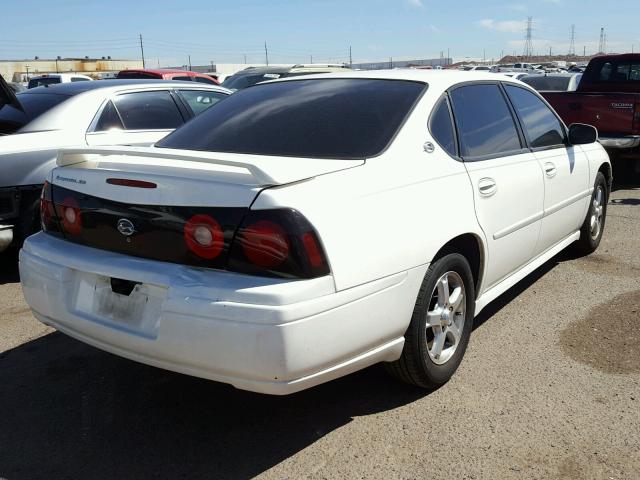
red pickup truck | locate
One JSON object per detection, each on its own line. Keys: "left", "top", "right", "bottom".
{"left": 541, "top": 54, "right": 640, "bottom": 160}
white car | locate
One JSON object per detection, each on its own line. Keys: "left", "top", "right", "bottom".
{"left": 20, "top": 70, "right": 611, "bottom": 395}
{"left": 28, "top": 73, "right": 93, "bottom": 89}
{"left": 0, "top": 79, "right": 230, "bottom": 252}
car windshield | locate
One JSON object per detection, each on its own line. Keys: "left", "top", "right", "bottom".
{"left": 0, "top": 92, "right": 71, "bottom": 134}
{"left": 28, "top": 77, "right": 61, "bottom": 88}
{"left": 221, "top": 72, "right": 285, "bottom": 90}
{"left": 158, "top": 78, "right": 426, "bottom": 159}
{"left": 521, "top": 75, "right": 572, "bottom": 91}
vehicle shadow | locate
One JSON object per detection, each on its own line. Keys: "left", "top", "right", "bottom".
{"left": 0, "top": 247, "right": 20, "bottom": 285}
{"left": 0, "top": 332, "right": 427, "bottom": 480}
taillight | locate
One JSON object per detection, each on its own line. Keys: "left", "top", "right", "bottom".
{"left": 227, "top": 209, "right": 330, "bottom": 279}
{"left": 59, "top": 196, "right": 82, "bottom": 236}
{"left": 184, "top": 214, "right": 224, "bottom": 259}
{"left": 40, "top": 181, "right": 60, "bottom": 233}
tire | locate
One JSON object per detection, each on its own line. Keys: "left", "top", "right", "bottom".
{"left": 385, "top": 253, "right": 475, "bottom": 389}
{"left": 573, "top": 172, "right": 608, "bottom": 255}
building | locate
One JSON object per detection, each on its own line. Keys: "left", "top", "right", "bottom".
{"left": 0, "top": 57, "right": 144, "bottom": 83}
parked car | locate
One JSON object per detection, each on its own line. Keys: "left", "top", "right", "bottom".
{"left": 541, "top": 54, "right": 640, "bottom": 161}
{"left": 499, "top": 72, "right": 529, "bottom": 80}
{"left": 520, "top": 73, "right": 583, "bottom": 92}
{"left": 0, "top": 78, "right": 230, "bottom": 252}
{"left": 221, "top": 64, "right": 351, "bottom": 91}
{"left": 27, "top": 73, "right": 93, "bottom": 89}
{"left": 116, "top": 69, "right": 220, "bottom": 85}
{"left": 462, "top": 65, "right": 491, "bottom": 71}
{"left": 20, "top": 70, "right": 610, "bottom": 395}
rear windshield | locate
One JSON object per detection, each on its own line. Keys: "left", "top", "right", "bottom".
{"left": 28, "top": 77, "right": 61, "bottom": 88}
{"left": 221, "top": 72, "right": 286, "bottom": 90}
{"left": 592, "top": 61, "right": 640, "bottom": 83}
{"left": 158, "top": 78, "right": 426, "bottom": 159}
{"left": 0, "top": 92, "right": 71, "bottom": 133}
{"left": 521, "top": 75, "right": 571, "bottom": 91}
{"left": 117, "top": 71, "right": 161, "bottom": 79}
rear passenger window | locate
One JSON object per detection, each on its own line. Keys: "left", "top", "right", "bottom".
{"left": 177, "top": 90, "right": 228, "bottom": 116}
{"left": 194, "top": 76, "right": 218, "bottom": 85}
{"left": 172, "top": 76, "right": 193, "bottom": 82}
{"left": 449, "top": 84, "right": 522, "bottom": 159}
{"left": 430, "top": 97, "right": 457, "bottom": 156}
{"left": 95, "top": 101, "right": 124, "bottom": 131}
{"left": 113, "top": 91, "right": 184, "bottom": 130}
{"left": 505, "top": 85, "right": 566, "bottom": 148}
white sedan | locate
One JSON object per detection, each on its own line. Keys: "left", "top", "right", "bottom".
{"left": 20, "top": 70, "right": 611, "bottom": 395}
{"left": 0, "top": 79, "right": 230, "bottom": 251}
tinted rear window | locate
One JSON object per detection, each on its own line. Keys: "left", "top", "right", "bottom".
{"left": 116, "top": 71, "right": 161, "bottom": 79}
{"left": 158, "top": 78, "right": 426, "bottom": 159}
{"left": 221, "top": 72, "right": 285, "bottom": 90}
{"left": 0, "top": 92, "right": 71, "bottom": 133}
{"left": 28, "top": 77, "right": 61, "bottom": 88}
{"left": 521, "top": 75, "right": 571, "bottom": 91}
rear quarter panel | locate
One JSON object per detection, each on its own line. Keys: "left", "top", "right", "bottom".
{"left": 252, "top": 91, "right": 486, "bottom": 293}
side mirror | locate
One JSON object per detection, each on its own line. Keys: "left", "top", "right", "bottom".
{"left": 568, "top": 123, "right": 597, "bottom": 145}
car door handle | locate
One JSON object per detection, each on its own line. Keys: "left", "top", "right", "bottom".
{"left": 544, "top": 162, "right": 557, "bottom": 178}
{"left": 478, "top": 178, "right": 497, "bottom": 197}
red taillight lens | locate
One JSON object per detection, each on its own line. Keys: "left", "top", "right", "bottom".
{"left": 240, "top": 220, "right": 290, "bottom": 268}
{"left": 40, "top": 181, "right": 59, "bottom": 232}
{"left": 59, "top": 196, "right": 82, "bottom": 236}
{"left": 184, "top": 214, "right": 224, "bottom": 259}
{"left": 227, "top": 209, "right": 330, "bottom": 279}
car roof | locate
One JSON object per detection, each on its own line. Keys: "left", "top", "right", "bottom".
{"left": 263, "top": 69, "right": 528, "bottom": 92}
{"left": 19, "top": 79, "right": 226, "bottom": 96}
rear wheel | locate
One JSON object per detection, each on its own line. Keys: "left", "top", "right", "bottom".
{"left": 574, "top": 172, "right": 608, "bottom": 255}
{"left": 385, "top": 253, "right": 475, "bottom": 389}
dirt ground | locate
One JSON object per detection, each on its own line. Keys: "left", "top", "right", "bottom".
{"left": 1, "top": 178, "right": 638, "bottom": 479}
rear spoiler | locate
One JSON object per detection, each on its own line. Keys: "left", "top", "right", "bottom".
{"left": 56, "top": 146, "right": 277, "bottom": 185}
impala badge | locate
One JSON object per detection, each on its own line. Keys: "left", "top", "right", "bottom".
{"left": 117, "top": 218, "right": 135, "bottom": 237}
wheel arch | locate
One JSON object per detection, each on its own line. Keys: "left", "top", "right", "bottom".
{"left": 597, "top": 161, "right": 612, "bottom": 192}
{"left": 432, "top": 233, "right": 486, "bottom": 299}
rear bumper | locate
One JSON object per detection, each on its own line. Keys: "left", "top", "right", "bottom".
{"left": 20, "top": 233, "right": 425, "bottom": 395}
{"left": 599, "top": 136, "right": 640, "bottom": 149}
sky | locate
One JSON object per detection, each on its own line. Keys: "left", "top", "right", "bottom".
{"left": 0, "top": 0, "right": 638, "bottom": 66}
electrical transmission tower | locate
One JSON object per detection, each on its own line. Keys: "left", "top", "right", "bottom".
{"left": 523, "top": 17, "right": 533, "bottom": 59}
{"left": 598, "top": 27, "right": 605, "bottom": 53}
{"left": 568, "top": 25, "right": 576, "bottom": 56}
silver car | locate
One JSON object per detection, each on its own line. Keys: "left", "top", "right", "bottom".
{"left": 0, "top": 78, "right": 230, "bottom": 252}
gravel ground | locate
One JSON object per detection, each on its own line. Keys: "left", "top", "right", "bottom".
{"left": 0, "top": 180, "right": 638, "bottom": 480}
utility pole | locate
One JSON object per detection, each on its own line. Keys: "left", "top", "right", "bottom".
{"left": 447, "top": 48, "right": 450, "bottom": 66}
{"left": 310, "top": 55, "right": 313, "bottom": 64}
{"left": 264, "top": 41, "right": 269, "bottom": 66}
{"left": 549, "top": 46, "right": 552, "bottom": 57}
{"left": 243, "top": 54, "right": 247, "bottom": 64}
{"left": 389, "top": 57, "right": 393, "bottom": 69}
{"left": 583, "top": 45, "right": 586, "bottom": 56}
{"left": 188, "top": 55, "right": 192, "bottom": 70}
{"left": 139, "top": 34, "right": 146, "bottom": 68}
{"left": 55, "top": 57, "right": 59, "bottom": 73}
{"left": 483, "top": 49, "right": 486, "bottom": 63}
{"left": 569, "top": 24, "right": 576, "bottom": 56}
{"left": 210, "top": 60, "right": 214, "bottom": 72}
{"left": 349, "top": 45, "right": 352, "bottom": 68}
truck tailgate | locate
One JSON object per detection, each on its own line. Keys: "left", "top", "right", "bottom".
{"left": 542, "top": 92, "right": 640, "bottom": 136}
